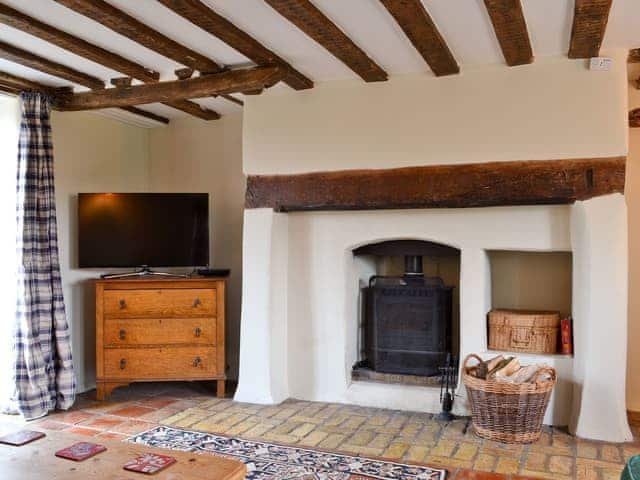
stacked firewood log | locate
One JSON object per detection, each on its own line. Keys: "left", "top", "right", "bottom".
{"left": 467, "top": 355, "right": 551, "bottom": 383}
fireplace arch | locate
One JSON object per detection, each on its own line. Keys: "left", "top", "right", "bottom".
{"left": 352, "top": 239, "right": 461, "bottom": 381}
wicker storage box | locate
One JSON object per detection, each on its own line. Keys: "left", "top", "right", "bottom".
{"left": 463, "top": 354, "right": 556, "bottom": 444}
{"left": 488, "top": 309, "right": 560, "bottom": 354}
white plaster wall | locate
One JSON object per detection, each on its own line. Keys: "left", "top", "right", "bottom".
{"left": 244, "top": 53, "right": 628, "bottom": 175}
{"left": 235, "top": 209, "right": 289, "bottom": 404}
{"left": 148, "top": 113, "right": 245, "bottom": 380}
{"left": 52, "top": 111, "right": 150, "bottom": 392}
{"left": 626, "top": 68, "right": 640, "bottom": 411}
{"left": 570, "top": 194, "right": 632, "bottom": 442}
{"left": 237, "top": 205, "right": 575, "bottom": 425}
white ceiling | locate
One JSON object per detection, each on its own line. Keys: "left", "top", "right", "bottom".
{"left": 1, "top": 0, "right": 639, "bottom": 125}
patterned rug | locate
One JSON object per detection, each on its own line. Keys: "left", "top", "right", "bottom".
{"left": 128, "top": 426, "right": 447, "bottom": 480}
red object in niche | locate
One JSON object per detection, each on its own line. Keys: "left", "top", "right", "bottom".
{"left": 560, "top": 317, "right": 573, "bottom": 355}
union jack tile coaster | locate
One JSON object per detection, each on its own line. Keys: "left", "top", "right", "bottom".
{"left": 0, "top": 430, "right": 45, "bottom": 446}
{"left": 55, "top": 441, "right": 107, "bottom": 461}
{"left": 123, "top": 453, "right": 177, "bottom": 474}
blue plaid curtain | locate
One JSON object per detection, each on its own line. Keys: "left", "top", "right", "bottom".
{"left": 9, "top": 92, "right": 75, "bottom": 419}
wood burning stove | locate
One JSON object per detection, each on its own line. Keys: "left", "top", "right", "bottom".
{"left": 354, "top": 241, "right": 457, "bottom": 377}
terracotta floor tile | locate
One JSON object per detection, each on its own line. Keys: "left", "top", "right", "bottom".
{"left": 111, "top": 420, "right": 156, "bottom": 435}
{"left": 80, "top": 415, "right": 126, "bottom": 431}
{"left": 137, "top": 398, "right": 178, "bottom": 409}
{"left": 34, "top": 419, "right": 68, "bottom": 431}
{"left": 64, "top": 426, "right": 100, "bottom": 436}
{"left": 49, "top": 410, "right": 95, "bottom": 425}
{"left": 109, "top": 405, "right": 156, "bottom": 418}
{"left": 96, "top": 431, "right": 129, "bottom": 440}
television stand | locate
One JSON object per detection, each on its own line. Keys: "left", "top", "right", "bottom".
{"left": 100, "top": 266, "right": 189, "bottom": 280}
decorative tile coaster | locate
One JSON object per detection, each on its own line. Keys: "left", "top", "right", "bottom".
{"left": 55, "top": 441, "right": 107, "bottom": 461}
{"left": 123, "top": 452, "right": 177, "bottom": 474}
{"left": 0, "top": 430, "right": 46, "bottom": 446}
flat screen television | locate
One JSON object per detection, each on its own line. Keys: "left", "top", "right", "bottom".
{"left": 78, "top": 193, "right": 209, "bottom": 268}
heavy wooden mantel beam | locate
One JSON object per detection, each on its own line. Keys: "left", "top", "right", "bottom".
{"left": 53, "top": 66, "right": 283, "bottom": 111}
{"left": 246, "top": 157, "right": 626, "bottom": 211}
{"left": 264, "top": 0, "right": 387, "bottom": 82}
{"left": 568, "top": 0, "right": 612, "bottom": 59}
{"left": 483, "top": 0, "right": 533, "bottom": 66}
{"left": 379, "top": 0, "right": 459, "bottom": 76}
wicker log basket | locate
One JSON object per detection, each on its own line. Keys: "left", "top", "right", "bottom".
{"left": 462, "top": 353, "right": 557, "bottom": 444}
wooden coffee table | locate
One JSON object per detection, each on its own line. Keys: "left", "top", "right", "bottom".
{"left": 0, "top": 430, "right": 246, "bottom": 479}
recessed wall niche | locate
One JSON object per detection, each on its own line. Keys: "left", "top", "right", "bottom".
{"left": 488, "top": 250, "right": 572, "bottom": 317}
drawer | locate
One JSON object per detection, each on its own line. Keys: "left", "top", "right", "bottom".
{"left": 104, "top": 289, "right": 216, "bottom": 319}
{"left": 104, "top": 347, "right": 217, "bottom": 379}
{"left": 104, "top": 318, "right": 216, "bottom": 346}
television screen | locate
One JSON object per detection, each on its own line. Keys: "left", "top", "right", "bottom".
{"left": 78, "top": 193, "right": 209, "bottom": 268}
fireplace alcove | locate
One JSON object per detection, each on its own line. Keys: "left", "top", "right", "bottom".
{"left": 352, "top": 240, "right": 461, "bottom": 385}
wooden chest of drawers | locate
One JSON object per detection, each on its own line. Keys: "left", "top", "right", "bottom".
{"left": 95, "top": 277, "right": 226, "bottom": 400}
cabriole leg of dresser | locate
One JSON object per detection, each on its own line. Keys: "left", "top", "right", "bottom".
{"left": 216, "top": 379, "right": 226, "bottom": 398}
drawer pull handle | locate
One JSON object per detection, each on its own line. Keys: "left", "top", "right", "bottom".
{"left": 192, "top": 298, "right": 201, "bottom": 308}
{"left": 194, "top": 327, "right": 202, "bottom": 337}
{"left": 119, "top": 358, "right": 127, "bottom": 370}
{"left": 119, "top": 299, "right": 127, "bottom": 309}
{"left": 193, "top": 357, "right": 202, "bottom": 367}
{"left": 119, "top": 329, "right": 126, "bottom": 340}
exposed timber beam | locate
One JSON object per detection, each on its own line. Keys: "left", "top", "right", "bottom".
{"left": 264, "top": 0, "right": 387, "bottom": 82}
{"left": 0, "top": 70, "right": 58, "bottom": 95}
{"left": 219, "top": 94, "right": 244, "bottom": 106}
{"left": 379, "top": 0, "right": 458, "bottom": 76}
{"left": 165, "top": 99, "right": 220, "bottom": 120}
{"left": 629, "top": 48, "right": 640, "bottom": 63}
{"left": 246, "top": 157, "right": 626, "bottom": 211}
{"left": 483, "top": 0, "right": 533, "bottom": 66}
{"left": 156, "top": 0, "right": 313, "bottom": 90}
{"left": 630, "top": 109, "right": 640, "bottom": 128}
{"left": 0, "top": 70, "right": 170, "bottom": 124}
{"left": 0, "top": 40, "right": 104, "bottom": 89}
{"left": 53, "top": 66, "right": 283, "bottom": 111}
{"left": 54, "top": 0, "right": 221, "bottom": 73}
{"left": 0, "top": 4, "right": 215, "bottom": 120}
{"left": 120, "top": 106, "right": 170, "bottom": 125}
{"left": 0, "top": 3, "right": 159, "bottom": 81}
{"left": 568, "top": 0, "right": 612, "bottom": 59}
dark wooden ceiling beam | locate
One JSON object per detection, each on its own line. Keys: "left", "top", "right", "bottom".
{"left": 0, "top": 71, "right": 170, "bottom": 124}
{"left": 0, "top": 4, "right": 215, "bottom": 120}
{"left": 164, "top": 99, "right": 220, "bottom": 120}
{"left": 53, "top": 65, "right": 283, "bottom": 111}
{"left": 379, "top": 0, "right": 458, "bottom": 76}
{"left": 219, "top": 94, "right": 244, "bottom": 106}
{"left": 156, "top": 0, "right": 313, "bottom": 90}
{"left": 0, "top": 70, "right": 58, "bottom": 95}
{"left": 0, "top": 40, "right": 104, "bottom": 89}
{"left": 0, "top": 3, "right": 159, "bottom": 82}
{"left": 116, "top": 106, "right": 170, "bottom": 125}
{"left": 568, "top": 0, "right": 612, "bottom": 59}
{"left": 264, "top": 0, "right": 387, "bottom": 82}
{"left": 483, "top": 0, "right": 533, "bottom": 66}
{"left": 54, "top": 0, "right": 221, "bottom": 73}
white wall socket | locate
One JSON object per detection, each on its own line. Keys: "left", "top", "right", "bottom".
{"left": 589, "top": 57, "right": 613, "bottom": 71}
